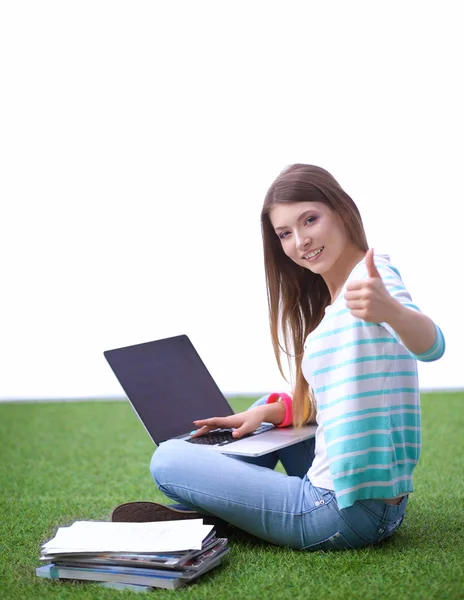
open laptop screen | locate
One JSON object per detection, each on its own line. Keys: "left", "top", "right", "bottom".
{"left": 104, "top": 335, "right": 234, "bottom": 444}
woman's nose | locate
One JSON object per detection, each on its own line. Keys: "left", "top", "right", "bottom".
{"left": 295, "top": 232, "right": 311, "bottom": 251}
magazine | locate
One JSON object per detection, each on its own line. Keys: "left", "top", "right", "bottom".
{"left": 36, "top": 555, "right": 226, "bottom": 590}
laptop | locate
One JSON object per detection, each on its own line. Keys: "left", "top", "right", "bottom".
{"left": 103, "top": 334, "right": 316, "bottom": 457}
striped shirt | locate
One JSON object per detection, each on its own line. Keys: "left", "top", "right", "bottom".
{"left": 302, "top": 253, "right": 445, "bottom": 509}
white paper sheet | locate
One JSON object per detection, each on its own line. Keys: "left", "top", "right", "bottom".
{"left": 42, "top": 519, "right": 214, "bottom": 554}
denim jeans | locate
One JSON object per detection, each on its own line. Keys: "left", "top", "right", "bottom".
{"left": 150, "top": 395, "right": 408, "bottom": 550}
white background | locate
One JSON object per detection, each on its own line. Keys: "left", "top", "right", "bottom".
{"left": 1, "top": 1, "right": 462, "bottom": 400}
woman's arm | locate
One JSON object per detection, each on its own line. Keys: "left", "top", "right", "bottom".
{"left": 345, "top": 249, "right": 445, "bottom": 361}
{"left": 384, "top": 299, "right": 438, "bottom": 355}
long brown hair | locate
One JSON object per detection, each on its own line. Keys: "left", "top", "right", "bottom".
{"left": 261, "top": 164, "right": 369, "bottom": 426}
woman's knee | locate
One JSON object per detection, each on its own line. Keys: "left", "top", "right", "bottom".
{"left": 150, "top": 439, "right": 192, "bottom": 486}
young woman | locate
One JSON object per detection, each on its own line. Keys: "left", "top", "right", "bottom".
{"left": 112, "top": 164, "right": 445, "bottom": 550}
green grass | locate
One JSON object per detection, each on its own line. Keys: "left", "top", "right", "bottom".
{"left": 1, "top": 393, "right": 463, "bottom": 599}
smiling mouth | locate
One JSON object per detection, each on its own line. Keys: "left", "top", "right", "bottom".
{"left": 302, "top": 246, "right": 324, "bottom": 261}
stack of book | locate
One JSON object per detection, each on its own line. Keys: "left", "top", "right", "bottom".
{"left": 36, "top": 519, "right": 229, "bottom": 591}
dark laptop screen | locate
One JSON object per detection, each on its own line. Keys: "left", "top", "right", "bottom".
{"left": 104, "top": 335, "right": 234, "bottom": 444}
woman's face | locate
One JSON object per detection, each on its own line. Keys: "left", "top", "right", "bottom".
{"left": 269, "top": 201, "right": 351, "bottom": 276}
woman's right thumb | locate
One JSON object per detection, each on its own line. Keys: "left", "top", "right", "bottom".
{"left": 232, "top": 426, "right": 248, "bottom": 439}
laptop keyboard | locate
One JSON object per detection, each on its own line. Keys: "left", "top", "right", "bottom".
{"left": 186, "top": 425, "right": 270, "bottom": 447}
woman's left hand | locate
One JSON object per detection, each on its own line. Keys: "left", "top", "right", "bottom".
{"left": 344, "top": 248, "right": 396, "bottom": 324}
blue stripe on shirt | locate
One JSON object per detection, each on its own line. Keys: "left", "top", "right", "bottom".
{"left": 310, "top": 320, "right": 379, "bottom": 341}
{"left": 313, "top": 354, "right": 412, "bottom": 375}
{"left": 306, "top": 337, "right": 396, "bottom": 360}
{"left": 315, "top": 371, "right": 417, "bottom": 393}
{"left": 322, "top": 404, "right": 420, "bottom": 428}
{"left": 318, "top": 387, "right": 418, "bottom": 411}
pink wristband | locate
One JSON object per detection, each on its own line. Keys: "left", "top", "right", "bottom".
{"left": 266, "top": 392, "right": 293, "bottom": 428}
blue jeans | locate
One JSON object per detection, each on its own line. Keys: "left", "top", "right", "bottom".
{"left": 150, "top": 395, "right": 408, "bottom": 550}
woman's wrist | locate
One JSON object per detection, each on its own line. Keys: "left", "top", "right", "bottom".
{"left": 265, "top": 393, "right": 293, "bottom": 427}
{"left": 255, "top": 402, "right": 287, "bottom": 426}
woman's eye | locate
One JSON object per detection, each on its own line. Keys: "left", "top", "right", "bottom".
{"left": 305, "top": 216, "right": 317, "bottom": 225}
{"left": 279, "top": 231, "right": 290, "bottom": 240}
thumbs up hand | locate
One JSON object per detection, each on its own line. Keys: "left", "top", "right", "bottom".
{"left": 344, "top": 249, "right": 396, "bottom": 323}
